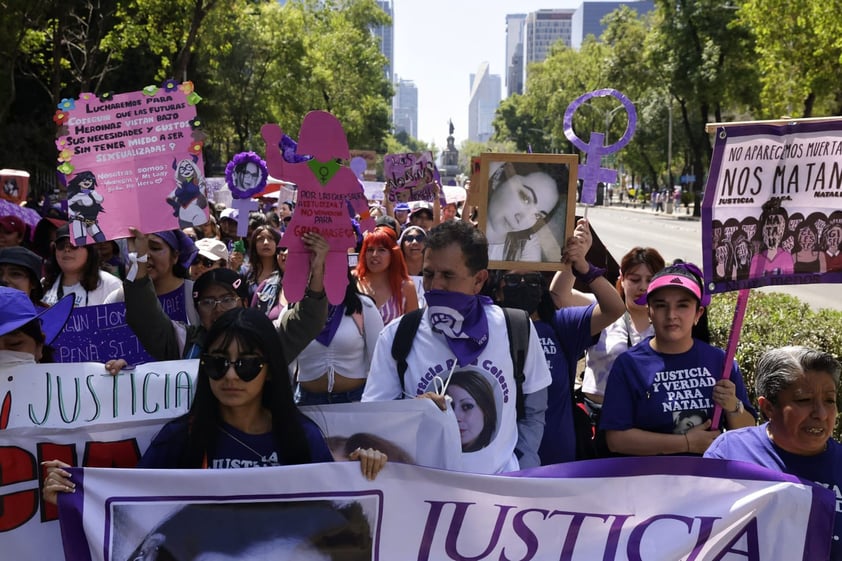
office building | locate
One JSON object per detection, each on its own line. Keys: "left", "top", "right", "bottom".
{"left": 524, "top": 9, "right": 575, "bottom": 66}
{"left": 571, "top": 1, "right": 655, "bottom": 49}
{"left": 468, "top": 62, "right": 502, "bottom": 143}
{"left": 393, "top": 77, "right": 418, "bottom": 138}
{"left": 374, "top": 1, "right": 394, "bottom": 82}
{"left": 505, "top": 14, "right": 526, "bottom": 96}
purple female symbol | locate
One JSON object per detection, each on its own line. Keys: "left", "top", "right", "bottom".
{"left": 563, "top": 88, "right": 637, "bottom": 205}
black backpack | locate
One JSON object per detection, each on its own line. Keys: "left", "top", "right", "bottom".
{"left": 390, "top": 307, "right": 531, "bottom": 420}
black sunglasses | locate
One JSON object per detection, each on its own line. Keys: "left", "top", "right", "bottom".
{"left": 200, "top": 354, "right": 266, "bottom": 381}
{"left": 403, "top": 234, "right": 426, "bottom": 244}
{"left": 197, "top": 257, "right": 216, "bottom": 268}
{"left": 503, "top": 273, "right": 544, "bottom": 287}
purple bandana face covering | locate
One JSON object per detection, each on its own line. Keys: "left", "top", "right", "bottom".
{"left": 424, "top": 290, "right": 492, "bottom": 367}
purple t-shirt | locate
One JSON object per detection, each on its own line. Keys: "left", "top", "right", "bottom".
{"left": 600, "top": 338, "right": 755, "bottom": 447}
{"left": 535, "top": 303, "right": 595, "bottom": 465}
{"left": 158, "top": 285, "right": 188, "bottom": 324}
{"left": 705, "top": 424, "right": 842, "bottom": 560}
{"left": 138, "top": 414, "right": 333, "bottom": 468}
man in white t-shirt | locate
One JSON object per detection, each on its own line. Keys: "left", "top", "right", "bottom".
{"left": 363, "top": 220, "right": 551, "bottom": 474}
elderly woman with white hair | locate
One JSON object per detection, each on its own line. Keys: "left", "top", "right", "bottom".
{"left": 705, "top": 346, "right": 842, "bottom": 560}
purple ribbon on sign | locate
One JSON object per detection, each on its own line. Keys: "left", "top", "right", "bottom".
{"left": 423, "top": 290, "right": 492, "bottom": 367}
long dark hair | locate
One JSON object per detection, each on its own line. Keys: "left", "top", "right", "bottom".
{"left": 43, "top": 243, "right": 101, "bottom": 292}
{"left": 247, "top": 225, "right": 282, "bottom": 284}
{"left": 180, "top": 308, "right": 313, "bottom": 467}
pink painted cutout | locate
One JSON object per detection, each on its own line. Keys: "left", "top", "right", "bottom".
{"left": 262, "top": 111, "right": 375, "bottom": 305}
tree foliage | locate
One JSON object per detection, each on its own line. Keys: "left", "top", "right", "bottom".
{"left": 0, "top": 0, "right": 394, "bottom": 185}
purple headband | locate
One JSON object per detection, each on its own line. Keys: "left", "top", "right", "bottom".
{"left": 153, "top": 230, "right": 198, "bottom": 269}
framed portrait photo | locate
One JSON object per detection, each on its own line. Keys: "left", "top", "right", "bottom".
{"left": 478, "top": 153, "right": 578, "bottom": 271}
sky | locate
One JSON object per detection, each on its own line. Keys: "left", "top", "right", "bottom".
{"left": 391, "top": 0, "right": 583, "bottom": 151}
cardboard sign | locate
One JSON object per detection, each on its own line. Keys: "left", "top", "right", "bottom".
{"left": 54, "top": 82, "right": 207, "bottom": 243}
{"left": 262, "top": 111, "right": 375, "bottom": 305}
{"left": 384, "top": 151, "right": 442, "bottom": 204}
{"left": 702, "top": 119, "right": 842, "bottom": 292}
{"left": 51, "top": 303, "right": 154, "bottom": 364}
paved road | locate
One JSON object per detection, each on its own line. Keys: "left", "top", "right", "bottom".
{"left": 580, "top": 203, "right": 842, "bottom": 312}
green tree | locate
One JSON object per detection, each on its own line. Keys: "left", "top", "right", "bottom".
{"left": 736, "top": 0, "right": 842, "bottom": 117}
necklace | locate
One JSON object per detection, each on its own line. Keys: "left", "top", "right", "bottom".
{"left": 218, "top": 425, "right": 269, "bottom": 460}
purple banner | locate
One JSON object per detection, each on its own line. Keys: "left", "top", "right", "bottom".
{"left": 52, "top": 303, "right": 153, "bottom": 364}
{"left": 702, "top": 119, "right": 842, "bottom": 293}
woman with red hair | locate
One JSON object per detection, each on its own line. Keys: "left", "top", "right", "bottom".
{"left": 355, "top": 227, "right": 418, "bottom": 325}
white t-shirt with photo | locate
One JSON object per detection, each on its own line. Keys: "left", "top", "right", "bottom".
{"left": 363, "top": 304, "right": 551, "bottom": 474}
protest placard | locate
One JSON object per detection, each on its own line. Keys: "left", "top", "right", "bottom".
{"left": 54, "top": 81, "right": 207, "bottom": 244}
{"left": 384, "top": 151, "right": 443, "bottom": 204}
{"left": 50, "top": 303, "right": 153, "bottom": 364}
{"left": 262, "top": 112, "right": 376, "bottom": 305}
{"left": 702, "top": 119, "right": 842, "bottom": 293}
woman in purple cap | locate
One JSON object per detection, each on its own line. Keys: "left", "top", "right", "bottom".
{"left": 0, "top": 286, "right": 73, "bottom": 365}
{"left": 600, "top": 264, "right": 756, "bottom": 456}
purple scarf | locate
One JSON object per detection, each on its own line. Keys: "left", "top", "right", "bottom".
{"left": 424, "top": 290, "right": 492, "bottom": 367}
{"left": 315, "top": 304, "right": 345, "bottom": 346}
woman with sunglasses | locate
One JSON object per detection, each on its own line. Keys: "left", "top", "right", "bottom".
{"left": 42, "top": 224, "right": 121, "bottom": 307}
{"left": 398, "top": 225, "right": 428, "bottom": 307}
{"left": 494, "top": 219, "right": 625, "bottom": 464}
{"left": 42, "top": 308, "right": 387, "bottom": 503}
{"left": 355, "top": 227, "right": 418, "bottom": 325}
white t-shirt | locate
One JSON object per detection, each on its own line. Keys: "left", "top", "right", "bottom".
{"left": 581, "top": 300, "right": 654, "bottom": 397}
{"left": 363, "top": 304, "right": 551, "bottom": 474}
{"left": 43, "top": 271, "right": 122, "bottom": 307}
{"left": 288, "top": 296, "right": 383, "bottom": 383}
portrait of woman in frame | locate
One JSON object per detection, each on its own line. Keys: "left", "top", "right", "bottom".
{"left": 478, "top": 153, "right": 577, "bottom": 271}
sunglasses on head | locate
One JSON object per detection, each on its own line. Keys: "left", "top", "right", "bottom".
{"left": 403, "top": 233, "right": 426, "bottom": 244}
{"left": 200, "top": 354, "right": 266, "bottom": 381}
{"left": 503, "top": 273, "right": 544, "bottom": 287}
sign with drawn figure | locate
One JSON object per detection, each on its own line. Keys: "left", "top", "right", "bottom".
{"left": 261, "top": 111, "right": 376, "bottom": 305}
{"left": 57, "top": 459, "right": 834, "bottom": 561}
{"left": 54, "top": 81, "right": 207, "bottom": 244}
{"left": 50, "top": 303, "right": 153, "bottom": 364}
{"left": 702, "top": 119, "right": 842, "bottom": 293}
{"left": 477, "top": 153, "right": 578, "bottom": 272}
{"left": 384, "top": 151, "right": 443, "bottom": 204}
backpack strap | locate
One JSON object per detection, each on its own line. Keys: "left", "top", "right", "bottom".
{"left": 390, "top": 308, "right": 424, "bottom": 397}
{"left": 502, "top": 307, "right": 531, "bottom": 421}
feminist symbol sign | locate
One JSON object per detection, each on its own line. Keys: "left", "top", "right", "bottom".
{"left": 563, "top": 88, "right": 637, "bottom": 205}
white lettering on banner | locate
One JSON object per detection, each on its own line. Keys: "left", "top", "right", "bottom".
{"left": 56, "top": 460, "right": 835, "bottom": 561}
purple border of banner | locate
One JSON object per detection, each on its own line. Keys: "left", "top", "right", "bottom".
{"left": 60, "top": 459, "right": 833, "bottom": 561}
{"left": 59, "top": 469, "right": 91, "bottom": 561}
{"left": 702, "top": 120, "right": 842, "bottom": 294}
{"left": 513, "top": 456, "right": 834, "bottom": 561}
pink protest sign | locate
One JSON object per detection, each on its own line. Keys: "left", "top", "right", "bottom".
{"left": 262, "top": 111, "right": 376, "bottom": 305}
{"left": 384, "top": 151, "right": 443, "bottom": 204}
{"left": 54, "top": 81, "right": 207, "bottom": 245}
